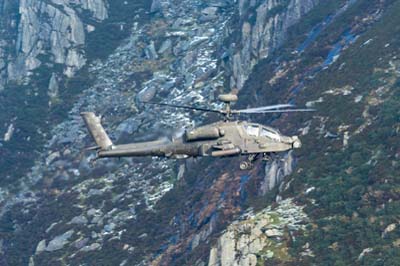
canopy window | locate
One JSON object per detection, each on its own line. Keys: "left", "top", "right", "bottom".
{"left": 244, "top": 125, "right": 259, "bottom": 137}
{"left": 260, "top": 127, "right": 281, "bottom": 141}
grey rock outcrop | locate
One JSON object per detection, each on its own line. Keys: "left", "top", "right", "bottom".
{"left": 0, "top": 0, "right": 19, "bottom": 90}
{"left": 35, "top": 240, "right": 46, "bottom": 254}
{"left": 69, "top": 215, "right": 89, "bottom": 225}
{"left": 227, "top": 0, "right": 318, "bottom": 89}
{"left": 48, "top": 73, "right": 59, "bottom": 101}
{"left": 200, "top": 7, "right": 219, "bottom": 22}
{"left": 260, "top": 151, "right": 295, "bottom": 194}
{"left": 2, "top": 0, "right": 108, "bottom": 86}
{"left": 80, "top": 242, "right": 101, "bottom": 252}
{"left": 145, "top": 41, "right": 159, "bottom": 60}
{"left": 208, "top": 199, "right": 309, "bottom": 266}
{"left": 158, "top": 39, "right": 172, "bottom": 54}
{"left": 45, "top": 230, "right": 75, "bottom": 252}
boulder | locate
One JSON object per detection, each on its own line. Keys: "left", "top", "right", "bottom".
{"left": 35, "top": 240, "right": 46, "bottom": 254}
{"left": 104, "top": 222, "right": 116, "bottom": 233}
{"left": 80, "top": 242, "right": 101, "bottom": 252}
{"left": 265, "top": 229, "right": 283, "bottom": 237}
{"left": 74, "top": 238, "right": 89, "bottom": 249}
{"left": 137, "top": 85, "right": 158, "bottom": 103}
{"left": 69, "top": 215, "right": 88, "bottom": 225}
{"left": 158, "top": 39, "right": 172, "bottom": 54}
{"left": 200, "top": 7, "right": 219, "bottom": 22}
{"left": 145, "top": 41, "right": 159, "bottom": 60}
{"left": 45, "top": 230, "right": 74, "bottom": 252}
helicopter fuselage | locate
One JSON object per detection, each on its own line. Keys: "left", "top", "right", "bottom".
{"left": 95, "top": 120, "right": 301, "bottom": 159}
{"left": 81, "top": 93, "right": 313, "bottom": 169}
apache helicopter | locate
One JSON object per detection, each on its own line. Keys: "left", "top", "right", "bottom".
{"left": 81, "top": 94, "right": 314, "bottom": 170}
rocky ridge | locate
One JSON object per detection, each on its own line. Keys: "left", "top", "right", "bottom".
{"left": 0, "top": 0, "right": 108, "bottom": 90}
{"left": 208, "top": 199, "right": 310, "bottom": 266}
{"left": 226, "top": 0, "right": 319, "bottom": 90}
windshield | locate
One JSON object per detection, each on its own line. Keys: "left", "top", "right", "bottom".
{"left": 260, "top": 127, "right": 281, "bottom": 141}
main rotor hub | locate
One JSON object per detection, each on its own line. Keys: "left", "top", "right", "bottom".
{"left": 218, "top": 94, "right": 238, "bottom": 120}
{"left": 218, "top": 94, "right": 238, "bottom": 103}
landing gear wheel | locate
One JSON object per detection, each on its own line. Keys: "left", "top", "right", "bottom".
{"left": 240, "top": 161, "right": 252, "bottom": 170}
{"left": 240, "top": 154, "right": 259, "bottom": 170}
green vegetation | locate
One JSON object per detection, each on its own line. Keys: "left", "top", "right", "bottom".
{"left": 0, "top": 70, "right": 51, "bottom": 187}
{"left": 239, "top": 0, "right": 400, "bottom": 265}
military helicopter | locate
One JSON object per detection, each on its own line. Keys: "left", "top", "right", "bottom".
{"left": 81, "top": 94, "right": 314, "bottom": 170}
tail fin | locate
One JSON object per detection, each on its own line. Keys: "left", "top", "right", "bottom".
{"left": 81, "top": 112, "right": 113, "bottom": 150}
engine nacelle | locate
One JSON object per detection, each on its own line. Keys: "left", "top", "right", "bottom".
{"left": 185, "top": 127, "right": 223, "bottom": 141}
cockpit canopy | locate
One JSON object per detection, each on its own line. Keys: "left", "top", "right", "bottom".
{"left": 243, "top": 124, "right": 281, "bottom": 141}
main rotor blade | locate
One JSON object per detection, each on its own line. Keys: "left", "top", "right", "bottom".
{"left": 235, "top": 104, "right": 295, "bottom": 113}
{"left": 239, "top": 108, "right": 316, "bottom": 114}
{"left": 142, "top": 101, "right": 221, "bottom": 113}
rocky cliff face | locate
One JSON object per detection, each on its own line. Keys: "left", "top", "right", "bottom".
{"left": 208, "top": 199, "right": 309, "bottom": 266}
{"left": 1, "top": 0, "right": 108, "bottom": 89}
{"left": 0, "top": 0, "right": 19, "bottom": 90}
{"left": 226, "top": 0, "right": 318, "bottom": 89}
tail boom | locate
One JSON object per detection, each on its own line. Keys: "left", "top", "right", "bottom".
{"left": 97, "top": 141, "right": 200, "bottom": 158}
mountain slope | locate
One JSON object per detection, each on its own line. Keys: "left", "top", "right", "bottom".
{"left": 224, "top": 0, "right": 400, "bottom": 265}
{"left": 0, "top": 0, "right": 399, "bottom": 265}
{"left": 289, "top": 2, "right": 400, "bottom": 264}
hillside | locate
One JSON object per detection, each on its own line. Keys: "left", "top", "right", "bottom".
{"left": 237, "top": 0, "right": 400, "bottom": 264}
{"left": 0, "top": 0, "right": 399, "bottom": 265}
